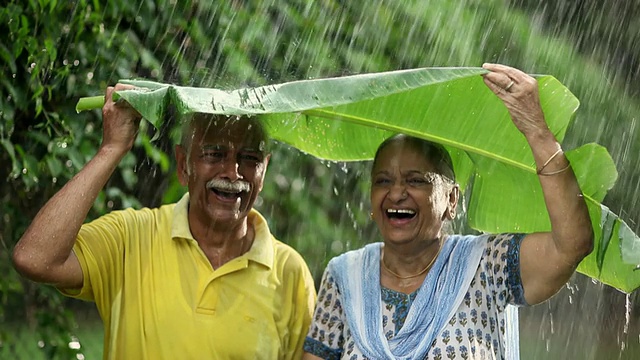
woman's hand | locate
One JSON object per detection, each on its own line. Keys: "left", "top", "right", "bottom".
{"left": 100, "top": 83, "right": 142, "bottom": 154}
{"left": 481, "top": 63, "right": 550, "bottom": 140}
{"left": 482, "top": 63, "right": 594, "bottom": 305}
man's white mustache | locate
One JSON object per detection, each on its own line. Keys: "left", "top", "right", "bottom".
{"left": 206, "top": 178, "right": 251, "bottom": 193}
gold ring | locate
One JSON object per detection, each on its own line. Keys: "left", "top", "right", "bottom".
{"left": 505, "top": 80, "right": 515, "bottom": 91}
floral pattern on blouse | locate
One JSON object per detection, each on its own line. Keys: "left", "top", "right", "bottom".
{"left": 303, "top": 233, "right": 526, "bottom": 360}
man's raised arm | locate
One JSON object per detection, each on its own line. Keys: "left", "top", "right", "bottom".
{"left": 12, "top": 84, "right": 141, "bottom": 289}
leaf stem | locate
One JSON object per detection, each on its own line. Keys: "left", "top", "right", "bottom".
{"left": 75, "top": 96, "right": 105, "bottom": 113}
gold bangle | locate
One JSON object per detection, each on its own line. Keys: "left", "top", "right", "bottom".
{"left": 536, "top": 148, "right": 563, "bottom": 174}
{"left": 538, "top": 163, "right": 571, "bottom": 176}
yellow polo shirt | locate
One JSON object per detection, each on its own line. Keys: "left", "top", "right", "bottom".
{"left": 60, "top": 193, "right": 316, "bottom": 359}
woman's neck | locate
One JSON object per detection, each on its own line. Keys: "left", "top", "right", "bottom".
{"left": 380, "top": 237, "right": 444, "bottom": 294}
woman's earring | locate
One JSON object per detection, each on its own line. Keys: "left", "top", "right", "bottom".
{"left": 370, "top": 212, "right": 374, "bottom": 219}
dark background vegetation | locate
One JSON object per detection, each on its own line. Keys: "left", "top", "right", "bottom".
{"left": 1, "top": 0, "right": 639, "bottom": 358}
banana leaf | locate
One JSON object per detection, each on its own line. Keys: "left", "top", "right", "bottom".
{"left": 77, "top": 67, "right": 640, "bottom": 293}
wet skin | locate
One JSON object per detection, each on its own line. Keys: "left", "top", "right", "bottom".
{"left": 176, "top": 117, "right": 270, "bottom": 233}
{"left": 370, "top": 141, "right": 457, "bottom": 248}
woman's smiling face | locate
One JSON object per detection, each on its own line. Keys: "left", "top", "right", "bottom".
{"left": 370, "top": 139, "right": 457, "bottom": 246}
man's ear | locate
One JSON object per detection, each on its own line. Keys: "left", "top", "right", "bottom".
{"left": 175, "top": 144, "right": 189, "bottom": 186}
{"left": 263, "top": 153, "right": 271, "bottom": 169}
{"left": 446, "top": 184, "right": 460, "bottom": 220}
{"left": 256, "top": 153, "right": 271, "bottom": 192}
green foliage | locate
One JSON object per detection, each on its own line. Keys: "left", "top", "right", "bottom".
{"left": 87, "top": 70, "right": 638, "bottom": 292}
{"left": 1, "top": 0, "right": 639, "bottom": 358}
{"left": 1, "top": 0, "right": 196, "bottom": 357}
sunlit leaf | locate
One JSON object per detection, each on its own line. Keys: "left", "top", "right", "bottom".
{"left": 78, "top": 67, "right": 640, "bottom": 292}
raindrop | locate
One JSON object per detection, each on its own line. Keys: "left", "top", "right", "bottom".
{"left": 68, "top": 339, "right": 81, "bottom": 350}
{"left": 623, "top": 293, "right": 631, "bottom": 335}
{"left": 291, "top": 178, "right": 304, "bottom": 192}
{"left": 254, "top": 196, "right": 263, "bottom": 207}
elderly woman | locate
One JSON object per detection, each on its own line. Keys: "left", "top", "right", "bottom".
{"left": 302, "top": 64, "right": 593, "bottom": 360}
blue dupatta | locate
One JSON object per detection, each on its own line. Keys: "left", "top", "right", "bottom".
{"left": 331, "top": 234, "right": 518, "bottom": 359}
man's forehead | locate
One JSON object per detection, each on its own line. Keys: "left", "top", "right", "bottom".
{"left": 194, "top": 116, "right": 264, "bottom": 137}
{"left": 196, "top": 116, "right": 257, "bottom": 130}
{"left": 187, "top": 117, "right": 266, "bottom": 150}
{"left": 199, "top": 139, "right": 263, "bottom": 150}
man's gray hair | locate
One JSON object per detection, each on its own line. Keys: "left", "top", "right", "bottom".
{"left": 179, "top": 113, "right": 271, "bottom": 155}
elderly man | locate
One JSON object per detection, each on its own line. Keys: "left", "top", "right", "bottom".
{"left": 12, "top": 84, "right": 316, "bottom": 359}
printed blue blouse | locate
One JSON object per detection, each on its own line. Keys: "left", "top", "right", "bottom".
{"left": 304, "top": 233, "right": 527, "bottom": 360}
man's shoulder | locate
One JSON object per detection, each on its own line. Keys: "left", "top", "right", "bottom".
{"left": 119, "top": 202, "right": 175, "bottom": 215}
{"left": 97, "top": 203, "right": 176, "bottom": 226}
{"left": 271, "top": 238, "right": 303, "bottom": 258}
{"left": 270, "top": 238, "right": 311, "bottom": 272}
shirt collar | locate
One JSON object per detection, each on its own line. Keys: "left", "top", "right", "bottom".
{"left": 171, "top": 192, "right": 274, "bottom": 269}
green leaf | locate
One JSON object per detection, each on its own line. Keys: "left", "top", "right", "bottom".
{"left": 598, "top": 206, "right": 617, "bottom": 270}
{"left": 578, "top": 204, "right": 640, "bottom": 293}
{"left": 14, "top": 145, "right": 40, "bottom": 190}
{"left": 67, "top": 148, "right": 86, "bottom": 171}
{"left": 0, "top": 139, "right": 20, "bottom": 177}
{"left": 77, "top": 67, "right": 640, "bottom": 292}
{"left": 0, "top": 43, "right": 17, "bottom": 74}
{"left": 45, "top": 155, "right": 63, "bottom": 177}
